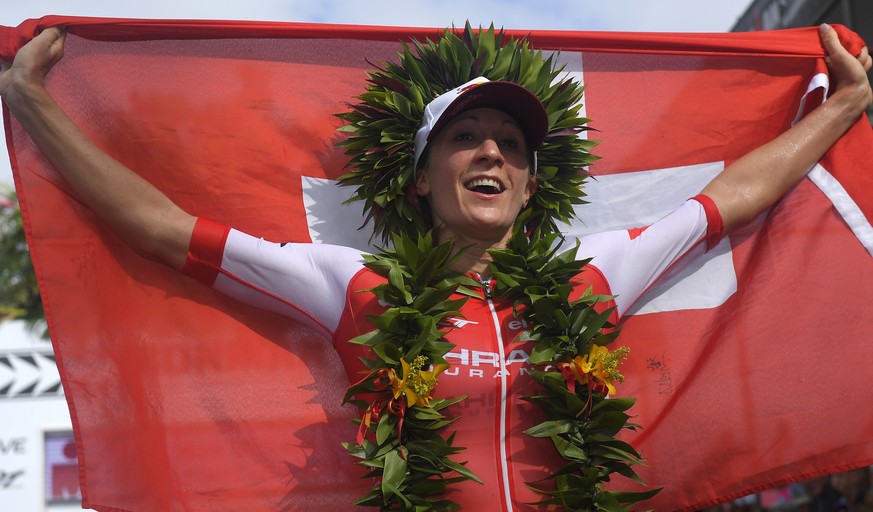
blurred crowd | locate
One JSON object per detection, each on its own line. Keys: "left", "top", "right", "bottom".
{"left": 698, "top": 466, "right": 873, "bottom": 512}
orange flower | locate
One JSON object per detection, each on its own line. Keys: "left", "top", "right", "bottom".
{"left": 389, "top": 356, "right": 448, "bottom": 408}
{"left": 561, "top": 345, "right": 629, "bottom": 396}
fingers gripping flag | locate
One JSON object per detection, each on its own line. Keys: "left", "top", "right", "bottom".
{"left": 2, "top": 17, "right": 872, "bottom": 511}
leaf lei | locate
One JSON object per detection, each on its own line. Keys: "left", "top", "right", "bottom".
{"left": 336, "top": 23, "right": 660, "bottom": 511}
{"left": 342, "top": 232, "right": 483, "bottom": 510}
{"left": 490, "top": 212, "right": 661, "bottom": 510}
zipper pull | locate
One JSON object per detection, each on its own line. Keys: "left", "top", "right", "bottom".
{"left": 477, "top": 274, "right": 493, "bottom": 299}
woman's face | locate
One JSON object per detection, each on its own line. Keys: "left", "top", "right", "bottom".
{"left": 415, "top": 107, "right": 536, "bottom": 245}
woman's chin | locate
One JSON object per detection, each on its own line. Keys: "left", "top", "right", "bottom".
{"left": 441, "top": 221, "right": 514, "bottom": 246}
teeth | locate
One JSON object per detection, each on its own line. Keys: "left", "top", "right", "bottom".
{"left": 465, "top": 178, "right": 503, "bottom": 192}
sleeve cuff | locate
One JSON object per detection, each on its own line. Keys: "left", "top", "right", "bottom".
{"left": 691, "top": 194, "right": 725, "bottom": 252}
{"left": 181, "top": 218, "right": 230, "bottom": 286}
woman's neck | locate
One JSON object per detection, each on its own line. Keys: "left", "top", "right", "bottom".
{"left": 437, "top": 227, "right": 512, "bottom": 279}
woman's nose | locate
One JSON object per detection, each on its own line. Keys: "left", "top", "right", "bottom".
{"left": 476, "top": 138, "right": 503, "bottom": 164}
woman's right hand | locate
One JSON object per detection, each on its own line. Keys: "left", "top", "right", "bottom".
{"left": 0, "top": 27, "right": 66, "bottom": 105}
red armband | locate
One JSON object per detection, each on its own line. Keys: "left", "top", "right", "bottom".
{"left": 181, "top": 218, "right": 230, "bottom": 285}
{"left": 692, "top": 194, "right": 725, "bottom": 252}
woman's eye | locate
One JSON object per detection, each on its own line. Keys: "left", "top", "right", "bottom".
{"left": 499, "top": 138, "right": 520, "bottom": 150}
{"left": 454, "top": 132, "right": 474, "bottom": 142}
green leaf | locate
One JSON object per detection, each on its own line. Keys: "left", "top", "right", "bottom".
{"left": 551, "top": 432, "right": 588, "bottom": 463}
{"left": 372, "top": 341, "right": 402, "bottom": 364}
{"left": 611, "top": 488, "right": 663, "bottom": 505}
{"left": 430, "top": 395, "right": 468, "bottom": 410}
{"left": 347, "top": 329, "right": 379, "bottom": 346}
{"left": 442, "top": 458, "right": 482, "bottom": 484}
{"left": 381, "top": 447, "right": 409, "bottom": 502}
{"left": 524, "top": 420, "right": 573, "bottom": 438}
{"left": 376, "top": 412, "right": 397, "bottom": 445}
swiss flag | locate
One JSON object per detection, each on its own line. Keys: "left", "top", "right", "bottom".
{"left": 2, "top": 16, "right": 872, "bottom": 511}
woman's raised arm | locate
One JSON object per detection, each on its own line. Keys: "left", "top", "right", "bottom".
{"left": 0, "top": 27, "right": 195, "bottom": 270}
{"left": 701, "top": 23, "right": 873, "bottom": 233}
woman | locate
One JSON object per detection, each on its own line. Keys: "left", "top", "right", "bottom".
{"left": 1, "top": 24, "right": 871, "bottom": 511}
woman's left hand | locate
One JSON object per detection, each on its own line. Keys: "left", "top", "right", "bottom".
{"left": 820, "top": 23, "right": 872, "bottom": 116}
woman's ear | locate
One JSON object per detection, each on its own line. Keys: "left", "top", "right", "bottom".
{"left": 415, "top": 169, "right": 431, "bottom": 196}
{"left": 523, "top": 176, "right": 537, "bottom": 208}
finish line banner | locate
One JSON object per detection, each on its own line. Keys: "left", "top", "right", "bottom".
{"left": 2, "top": 16, "right": 872, "bottom": 511}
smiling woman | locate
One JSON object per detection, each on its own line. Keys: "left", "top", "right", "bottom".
{"left": 332, "top": 30, "right": 669, "bottom": 509}
{"left": 415, "top": 106, "right": 538, "bottom": 265}
{"left": 1, "top": 18, "right": 870, "bottom": 512}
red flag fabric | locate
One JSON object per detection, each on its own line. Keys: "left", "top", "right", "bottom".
{"left": 2, "top": 16, "right": 872, "bottom": 512}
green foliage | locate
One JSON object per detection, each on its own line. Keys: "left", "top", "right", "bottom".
{"left": 0, "top": 187, "right": 46, "bottom": 337}
{"left": 343, "top": 233, "right": 482, "bottom": 510}
{"left": 489, "top": 217, "right": 661, "bottom": 511}
{"left": 336, "top": 23, "right": 596, "bottom": 244}
{"left": 344, "top": 220, "right": 660, "bottom": 510}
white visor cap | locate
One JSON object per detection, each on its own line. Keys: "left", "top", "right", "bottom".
{"left": 412, "top": 76, "right": 549, "bottom": 173}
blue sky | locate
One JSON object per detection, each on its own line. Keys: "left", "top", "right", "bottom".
{"left": 0, "top": 1, "right": 752, "bottom": 33}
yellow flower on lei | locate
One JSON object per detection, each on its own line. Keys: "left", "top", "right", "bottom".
{"left": 563, "top": 344, "right": 630, "bottom": 396}
{"left": 389, "top": 355, "right": 448, "bottom": 407}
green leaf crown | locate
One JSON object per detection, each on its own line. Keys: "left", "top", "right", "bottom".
{"left": 336, "top": 23, "right": 598, "bottom": 242}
